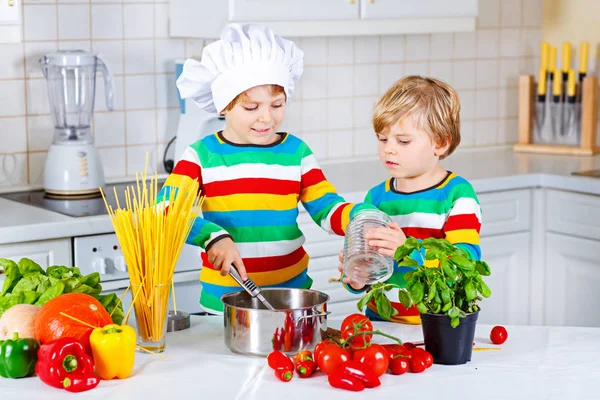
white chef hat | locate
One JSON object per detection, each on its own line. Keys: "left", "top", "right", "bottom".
{"left": 176, "top": 23, "right": 304, "bottom": 114}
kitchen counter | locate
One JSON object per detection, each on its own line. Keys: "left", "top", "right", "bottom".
{"left": 1, "top": 147, "right": 600, "bottom": 245}
{"left": 0, "top": 315, "right": 597, "bottom": 399}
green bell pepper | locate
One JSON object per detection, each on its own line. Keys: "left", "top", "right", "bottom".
{"left": 0, "top": 333, "right": 40, "bottom": 378}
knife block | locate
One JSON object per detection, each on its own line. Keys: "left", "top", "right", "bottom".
{"left": 514, "top": 74, "right": 600, "bottom": 156}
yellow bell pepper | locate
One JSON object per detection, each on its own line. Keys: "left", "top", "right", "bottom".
{"left": 90, "top": 324, "right": 136, "bottom": 380}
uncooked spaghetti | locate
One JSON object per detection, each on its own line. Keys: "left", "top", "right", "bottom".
{"left": 101, "top": 157, "right": 202, "bottom": 351}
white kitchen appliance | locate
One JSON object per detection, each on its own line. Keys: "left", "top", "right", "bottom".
{"left": 39, "top": 50, "right": 114, "bottom": 197}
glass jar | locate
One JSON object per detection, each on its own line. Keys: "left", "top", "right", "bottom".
{"left": 342, "top": 209, "right": 395, "bottom": 285}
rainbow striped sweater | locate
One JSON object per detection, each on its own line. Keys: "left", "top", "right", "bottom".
{"left": 158, "top": 132, "right": 369, "bottom": 313}
{"left": 350, "top": 172, "right": 482, "bottom": 324}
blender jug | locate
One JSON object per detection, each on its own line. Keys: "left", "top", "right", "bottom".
{"left": 39, "top": 50, "right": 114, "bottom": 196}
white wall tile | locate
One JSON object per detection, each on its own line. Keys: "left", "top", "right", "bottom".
{"left": 328, "top": 130, "right": 353, "bottom": 159}
{"left": 58, "top": 4, "right": 90, "bottom": 40}
{"left": 25, "top": 79, "right": 49, "bottom": 115}
{"left": 475, "top": 119, "right": 498, "bottom": 146}
{"left": 27, "top": 115, "right": 54, "bottom": 152}
{"left": 500, "top": 29, "right": 521, "bottom": 58}
{"left": 519, "top": 56, "right": 539, "bottom": 76}
{"left": 125, "top": 76, "right": 156, "bottom": 109}
{"left": 300, "top": 67, "right": 328, "bottom": 100}
{"left": 452, "top": 61, "right": 476, "bottom": 90}
{"left": 91, "top": 5, "right": 123, "bottom": 39}
{"left": 155, "top": 3, "right": 169, "bottom": 38}
{"left": 301, "top": 100, "right": 327, "bottom": 132}
{"left": 25, "top": 42, "right": 57, "bottom": 79}
{"left": 499, "top": 58, "right": 521, "bottom": 87}
{"left": 124, "top": 40, "right": 154, "bottom": 74}
{"left": 430, "top": 62, "right": 453, "bottom": 84}
{"left": 406, "top": 34, "right": 430, "bottom": 61}
{"left": 458, "top": 90, "right": 476, "bottom": 120}
{"left": 354, "top": 64, "right": 379, "bottom": 96}
{"left": 279, "top": 101, "right": 302, "bottom": 134}
{"left": 301, "top": 38, "right": 328, "bottom": 66}
{"left": 124, "top": 4, "right": 154, "bottom": 39}
{"left": 328, "top": 98, "right": 353, "bottom": 130}
{"left": 155, "top": 39, "right": 185, "bottom": 74}
{"left": 353, "top": 96, "right": 377, "bottom": 129}
{"left": 0, "top": 45, "right": 24, "bottom": 80}
{"left": 522, "top": 0, "right": 543, "bottom": 27}
{"left": 477, "top": 30, "right": 500, "bottom": 58}
{"left": 24, "top": 5, "right": 57, "bottom": 41}
{"left": 156, "top": 74, "right": 179, "bottom": 109}
{"left": 156, "top": 108, "right": 179, "bottom": 143}
{"left": 59, "top": 41, "right": 91, "bottom": 52}
{"left": 301, "top": 132, "right": 328, "bottom": 160}
{"left": 476, "top": 89, "right": 499, "bottom": 119}
{"left": 453, "top": 32, "right": 476, "bottom": 59}
{"left": 500, "top": 0, "right": 522, "bottom": 28}
{"left": 404, "top": 62, "right": 429, "bottom": 77}
{"left": 430, "top": 33, "right": 453, "bottom": 61}
{"left": 521, "top": 28, "right": 541, "bottom": 58}
{"left": 477, "top": 0, "right": 500, "bottom": 28}
{"left": 498, "top": 88, "right": 519, "bottom": 118}
{"left": 327, "top": 66, "right": 353, "bottom": 98}
{"left": 92, "top": 41, "right": 124, "bottom": 75}
{"left": 126, "top": 110, "right": 156, "bottom": 145}
{"left": 28, "top": 152, "right": 46, "bottom": 184}
{"left": 379, "top": 63, "right": 404, "bottom": 93}
{"left": 460, "top": 120, "right": 475, "bottom": 147}
{"left": 476, "top": 60, "right": 498, "bottom": 88}
{"left": 498, "top": 118, "right": 519, "bottom": 144}
{"left": 0, "top": 118, "right": 27, "bottom": 153}
{"left": 353, "top": 129, "right": 377, "bottom": 157}
{"left": 0, "top": 154, "right": 27, "bottom": 187}
{"left": 380, "top": 35, "right": 405, "bottom": 63}
{"left": 94, "top": 111, "right": 125, "bottom": 147}
{"left": 98, "top": 147, "right": 126, "bottom": 178}
{"left": 184, "top": 39, "right": 206, "bottom": 59}
{"left": 328, "top": 37, "right": 354, "bottom": 65}
{"left": 354, "top": 36, "right": 379, "bottom": 64}
{"left": 126, "top": 144, "right": 156, "bottom": 175}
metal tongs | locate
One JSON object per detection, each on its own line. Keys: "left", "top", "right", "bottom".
{"left": 229, "top": 264, "right": 277, "bottom": 311}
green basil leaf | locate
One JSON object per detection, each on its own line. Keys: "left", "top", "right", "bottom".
{"left": 452, "top": 256, "right": 474, "bottom": 271}
{"left": 475, "top": 261, "right": 491, "bottom": 276}
{"left": 442, "top": 302, "right": 452, "bottom": 312}
{"left": 416, "top": 302, "right": 428, "bottom": 314}
{"left": 451, "top": 317, "right": 460, "bottom": 328}
{"left": 409, "top": 281, "right": 424, "bottom": 303}
{"left": 448, "top": 306, "right": 460, "bottom": 319}
{"left": 465, "top": 281, "right": 477, "bottom": 301}
{"left": 356, "top": 290, "right": 374, "bottom": 312}
{"left": 427, "top": 281, "right": 437, "bottom": 302}
{"left": 398, "top": 258, "right": 419, "bottom": 268}
{"left": 479, "top": 280, "right": 492, "bottom": 298}
{"left": 398, "top": 289, "right": 412, "bottom": 308}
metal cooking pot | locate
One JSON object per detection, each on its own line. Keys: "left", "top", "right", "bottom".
{"left": 221, "top": 288, "right": 330, "bottom": 356}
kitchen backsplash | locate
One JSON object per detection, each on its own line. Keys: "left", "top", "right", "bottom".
{"left": 0, "top": 0, "right": 542, "bottom": 190}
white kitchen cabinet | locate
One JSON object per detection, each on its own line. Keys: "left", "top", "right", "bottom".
{"left": 0, "top": 238, "right": 72, "bottom": 270}
{"left": 544, "top": 233, "right": 600, "bottom": 328}
{"left": 169, "top": 0, "right": 477, "bottom": 39}
{"left": 229, "top": 0, "right": 358, "bottom": 22}
{"left": 0, "top": 0, "right": 22, "bottom": 43}
{"left": 477, "top": 233, "right": 531, "bottom": 326}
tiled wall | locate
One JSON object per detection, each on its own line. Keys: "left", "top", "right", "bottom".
{"left": 0, "top": 0, "right": 542, "bottom": 191}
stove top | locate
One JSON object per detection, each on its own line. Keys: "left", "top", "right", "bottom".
{"left": 0, "top": 180, "right": 166, "bottom": 218}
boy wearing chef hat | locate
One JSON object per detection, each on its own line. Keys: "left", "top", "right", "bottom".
{"left": 161, "top": 23, "right": 373, "bottom": 314}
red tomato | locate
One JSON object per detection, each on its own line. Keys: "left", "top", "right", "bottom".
{"left": 316, "top": 344, "right": 351, "bottom": 375}
{"left": 403, "top": 342, "right": 416, "bottom": 350}
{"left": 410, "top": 348, "right": 433, "bottom": 368}
{"left": 389, "top": 356, "right": 409, "bottom": 375}
{"left": 409, "top": 354, "right": 427, "bottom": 373}
{"left": 341, "top": 314, "right": 373, "bottom": 348}
{"left": 490, "top": 326, "right": 508, "bottom": 344}
{"left": 353, "top": 344, "right": 390, "bottom": 377}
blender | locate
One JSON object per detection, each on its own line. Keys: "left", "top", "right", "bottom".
{"left": 40, "top": 50, "right": 114, "bottom": 197}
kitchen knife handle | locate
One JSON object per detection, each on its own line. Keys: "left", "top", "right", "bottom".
{"left": 541, "top": 42, "right": 550, "bottom": 71}
{"left": 549, "top": 46, "right": 557, "bottom": 73}
{"left": 579, "top": 42, "right": 589, "bottom": 74}
{"left": 562, "top": 42, "right": 571, "bottom": 73}
{"left": 567, "top": 69, "right": 576, "bottom": 98}
{"left": 552, "top": 70, "right": 562, "bottom": 97}
{"left": 538, "top": 67, "right": 547, "bottom": 96}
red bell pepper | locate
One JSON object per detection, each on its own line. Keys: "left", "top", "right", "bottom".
{"left": 295, "top": 360, "right": 317, "bottom": 378}
{"left": 274, "top": 367, "right": 293, "bottom": 382}
{"left": 328, "top": 370, "right": 365, "bottom": 392}
{"left": 63, "top": 372, "right": 100, "bottom": 393}
{"left": 335, "top": 360, "right": 381, "bottom": 388}
{"left": 36, "top": 338, "right": 95, "bottom": 389}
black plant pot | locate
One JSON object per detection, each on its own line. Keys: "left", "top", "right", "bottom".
{"left": 421, "top": 310, "right": 479, "bottom": 365}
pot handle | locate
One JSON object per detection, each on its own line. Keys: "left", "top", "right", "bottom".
{"left": 295, "top": 311, "right": 331, "bottom": 325}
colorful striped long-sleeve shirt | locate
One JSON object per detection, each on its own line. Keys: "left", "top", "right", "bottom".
{"left": 353, "top": 172, "right": 482, "bottom": 324}
{"left": 158, "top": 131, "right": 370, "bottom": 313}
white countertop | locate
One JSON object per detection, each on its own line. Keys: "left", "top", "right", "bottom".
{"left": 0, "top": 316, "right": 597, "bottom": 399}
{"left": 1, "top": 147, "right": 600, "bottom": 245}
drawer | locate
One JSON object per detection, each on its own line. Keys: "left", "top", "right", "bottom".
{"left": 546, "top": 190, "right": 600, "bottom": 241}
{"left": 478, "top": 189, "right": 531, "bottom": 236}
{"left": 310, "top": 268, "right": 357, "bottom": 304}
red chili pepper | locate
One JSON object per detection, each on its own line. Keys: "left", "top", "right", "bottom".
{"left": 292, "top": 350, "right": 313, "bottom": 366}
{"left": 274, "top": 367, "right": 293, "bottom": 382}
{"left": 327, "top": 370, "right": 365, "bottom": 392}
{"left": 295, "top": 360, "right": 317, "bottom": 378}
{"left": 63, "top": 372, "right": 100, "bottom": 393}
{"left": 272, "top": 328, "right": 283, "bottom": 351}
{"left": 335, "top": 360, "right": 380, "bottom": 388}
{"left": 35, "top": 338, "right": 95, "bottom": 389}
{"left": 267, "top": 350, "right": 294, "bottom": 371}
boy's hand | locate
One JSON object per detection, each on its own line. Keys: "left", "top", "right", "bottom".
{"left": 365, "top": 222, "right": 407, "bottom": 257}
{"left": 337, "top": 250, "right": 366, "bottom": 291}
{"left": 207, "top": 237, "right": 247, "bottom": 280}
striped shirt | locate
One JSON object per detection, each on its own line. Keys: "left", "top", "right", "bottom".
{"left": 158, "top": 132, "right": 369, "bottom": 313}
{"left": 352, "top": 172, "right": 482, "bottom": 324}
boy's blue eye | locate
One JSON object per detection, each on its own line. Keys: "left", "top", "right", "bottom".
{"left": 397, "top": 139, "right": 410, "bottom": 145}
{"left": 272, "top": 104, "right": 283, "bottom": 108}
{"left": 378, "top": 137, "right": 387, "bottom": 142}
{"left": 243, "top": 106, "right": 258, "bottom": 111}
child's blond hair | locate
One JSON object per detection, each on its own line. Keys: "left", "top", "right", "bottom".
{"left": 373, "top": 76, "right": 461, "bottom": 160}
